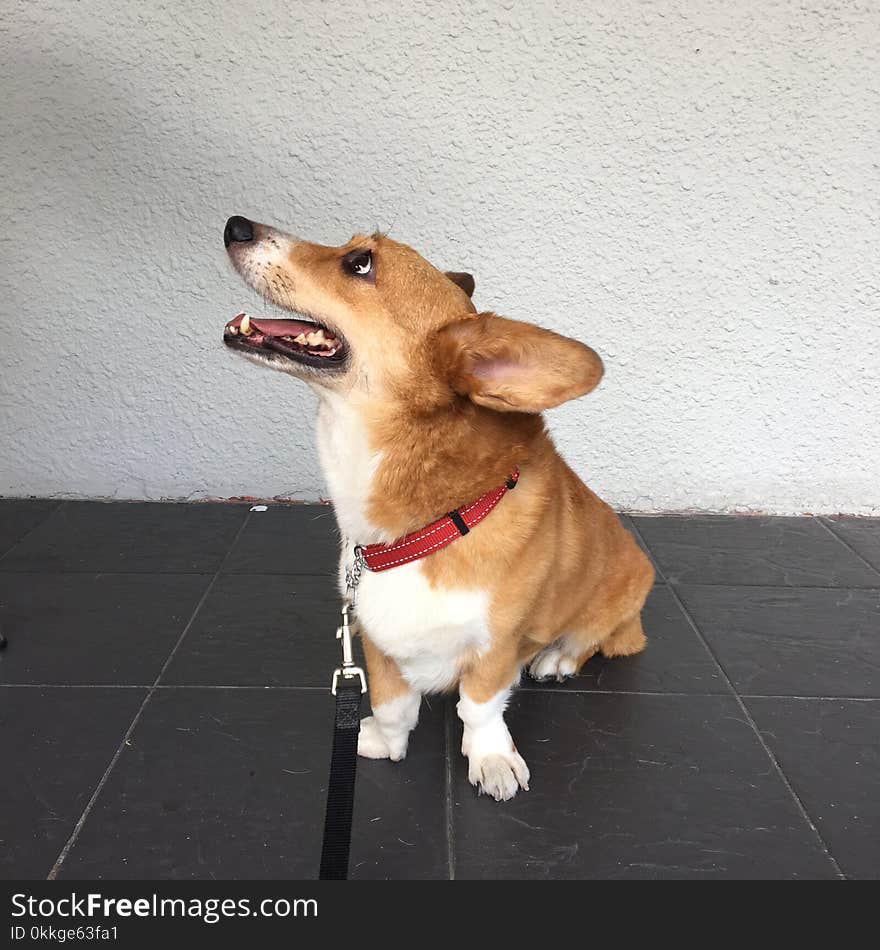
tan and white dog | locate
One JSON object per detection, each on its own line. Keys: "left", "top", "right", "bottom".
{"left": 223, "top": 216, "right": 654, "bottom": 801}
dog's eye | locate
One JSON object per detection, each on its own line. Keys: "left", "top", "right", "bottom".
{"left": 343, "top": 250, "right": 372, "bottom": 278}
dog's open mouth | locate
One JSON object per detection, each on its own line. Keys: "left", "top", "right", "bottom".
{"left": 223, "top": 312, "right": 348, "bottom": 370}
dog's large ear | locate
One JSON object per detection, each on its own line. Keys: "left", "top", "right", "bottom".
{"left": 445, "top": 271, "right": 475, "bottom": 298}
{"left": 436, "top": 313, "right": 604, "bottom": 412}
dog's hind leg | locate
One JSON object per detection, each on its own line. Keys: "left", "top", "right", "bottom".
{"left": 527, "top": 612, "right": 646, "bottom": 681}
{"left": 599, "top": 613, "right": 647, "bottom": 658}
{"left": 527, "top": 635, "right": 599, "bottom": 682}
{"left": 358, "top": 633, "right": 420, "bottom": 762}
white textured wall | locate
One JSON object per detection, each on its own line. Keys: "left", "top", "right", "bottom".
{"left": 1, "top": 1, "right": 878, "bottom": 513}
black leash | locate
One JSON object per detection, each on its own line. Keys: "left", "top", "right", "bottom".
{"left": 318, "top": 678, "right": 362, "bottom": 879}
{"left": 319, "top": 600, "right": 366, "bottom": 880}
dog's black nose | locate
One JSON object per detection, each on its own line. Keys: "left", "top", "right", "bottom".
{"left": 224, "top": 215, "right": 254, "bottom": 247}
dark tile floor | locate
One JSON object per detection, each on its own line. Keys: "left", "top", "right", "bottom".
{"left": 1, "top": 499, "right": 878, "bottom": 880}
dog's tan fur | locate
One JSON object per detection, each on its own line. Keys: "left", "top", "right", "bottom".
{"left": 227, "top": 223, "right": 653, "bottom": 789}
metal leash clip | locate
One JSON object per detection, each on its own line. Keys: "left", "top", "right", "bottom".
{"left": 331, "top": 601, "right": 367, "bottom": 695}
{"left": 344, "top": 545, "right": 366, "bottom": 607}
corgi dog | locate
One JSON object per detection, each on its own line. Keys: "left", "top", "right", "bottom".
{"left": 223, "top": 215, "right": 654, "bottom": 801}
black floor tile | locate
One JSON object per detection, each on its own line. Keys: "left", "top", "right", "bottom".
{"left": 0, "top": 500, "right": 60, "bottom": 557}
{"left": 0, "top": 502, "right": 248, "bottom": 574}
{"left": 57, "top": 688, "right": 447, "bottom": 880}
{"left": 746, "top": 698, "right": 880, "bottom": 879}
{"left": 451, "top": 691, "right": 838, "bottom": 879}
{"left": 822, "top": 517, "right": 880, "bottom": 574}
{"left": 521, "top": 585, "right": 729, "bottom": 695}
{"left": 677, "top": 586, "right": 880, "bottom": 698}
{"left": 222, "top": 505, "right": 338, "bottom": 576}
{"left": 632, "top": 515, "right": 880, "bottom": 587}
{"left": 0, "top": 574, "right": 210, "bottom": 686}
{"left": 353, "top": 695, "right": 449, "bottom": 880}
{"left": 162, "top": 574, "right": 345, "bottom": 687}
{"left": 0, "top": 686, "right": 146, "bottom": 880}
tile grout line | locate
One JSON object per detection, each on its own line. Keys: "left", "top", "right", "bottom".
{"left": 443, "top": 699, "right": 457, "bottom": 881}
{"left": 45, "top": 510, "right": 253, "bottom": 881}
{"left": 727, "top": 694, "right": 880, "bottom": 702}
{"left": 527, "top": 686, "right": 724, "bottom": 698}
{"left": 6, "top": 682, "right": 879, "bottom": 701}
{"left": 627, "top": 519, "right": 847, "bottom": 881}
{"left": 814, "top": 517, "right": 880, "bottom": 580}
{"left": 0, "top": 501, "right": 65, "bottom": 565}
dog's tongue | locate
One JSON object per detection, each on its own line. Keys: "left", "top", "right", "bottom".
{"left": 225, "top": 313, "right": 317, "bottom": 337}
{"left": 251, "top": 317, "right": 317, "bottom": 337}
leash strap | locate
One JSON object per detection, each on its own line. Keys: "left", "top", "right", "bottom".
{"left": 319, "top": 601, "right": 366, "bottom": 880}
{"left": 318, "top": 678, "right": 362, "bottom": 880}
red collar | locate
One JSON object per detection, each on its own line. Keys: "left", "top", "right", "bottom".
{"left": 357, "top": 469, "right": 519, "bottom": 572}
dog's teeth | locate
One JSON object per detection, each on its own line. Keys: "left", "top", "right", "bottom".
{"left": 228, "top": 325, "right": 238, "bottom": 335}
{"left": 240, "top": 314, "right": 251, "bottom": 335}
{"left": 294, "top": 333, "right": 308, "bottom": 344}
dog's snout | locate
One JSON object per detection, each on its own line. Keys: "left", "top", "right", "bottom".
{"left": 224, "top": 215, "right": 254, "bottom": 247}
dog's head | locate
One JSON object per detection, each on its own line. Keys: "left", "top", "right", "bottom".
{"left": 223, "top": 216, "right": 603, "bottom": 413}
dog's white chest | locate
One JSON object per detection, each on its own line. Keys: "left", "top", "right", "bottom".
{"left": 315, "top": 392, "right": 491, "bottom": 693}
{"left": 356, "top": 561, "right": 491, "bottom": 693}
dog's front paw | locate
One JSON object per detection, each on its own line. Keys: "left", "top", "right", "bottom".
{"left": 467, "top": 750, "right": 530, "bottom": 801}
{"left": 357, "top": 716, "right": 408, "bottom": 761}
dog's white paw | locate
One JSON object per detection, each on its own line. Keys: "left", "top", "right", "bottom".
{"left": 357, "top": 716, "right": 408, "bottom": 761}
{"left": 468, "top": 750, "right": 530, "bottom": 801}
{"left": 528, "top": 646, "right": 578, "bottom": 682}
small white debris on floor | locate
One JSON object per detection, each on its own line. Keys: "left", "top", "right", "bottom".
{"left": 250, "top": 505, "right": 268, "bottom": 512}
